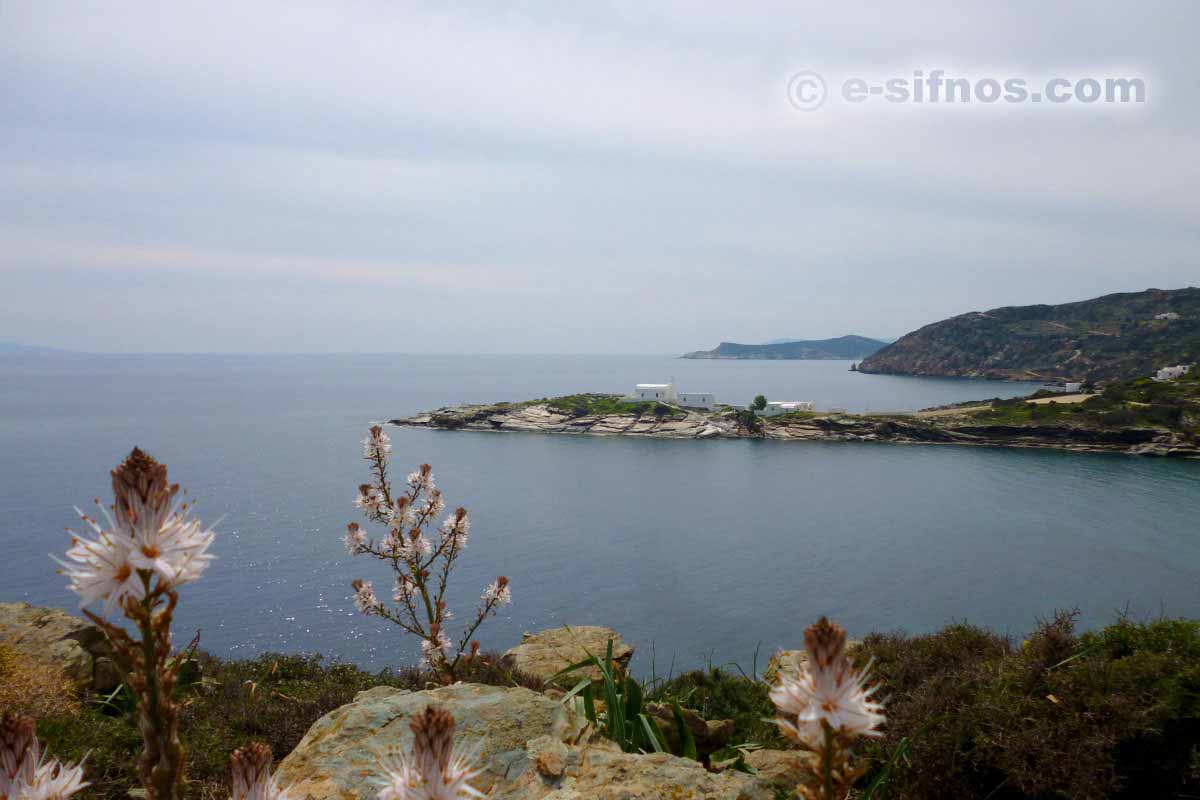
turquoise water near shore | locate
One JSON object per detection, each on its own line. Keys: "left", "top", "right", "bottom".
{"left": 2, "top": 353, "right": 1198, "bottom": 673}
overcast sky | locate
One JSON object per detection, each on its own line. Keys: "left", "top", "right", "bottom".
{"left": 2, "top": 1, "right": 1197, "bottom": 353}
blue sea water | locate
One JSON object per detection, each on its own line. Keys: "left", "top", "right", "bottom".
{"left": 2, "top": 353, "right": 1198, "bottom": 674}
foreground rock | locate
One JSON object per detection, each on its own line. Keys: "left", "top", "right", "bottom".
{"left": 0, "top": 602, "right": 120, "bottom": 692}
{"left": 277, "top": 682, "right": 797, "bottom": 799}
{"left": 504, "top": 626, "right": 633, "bottom": 684}
{"left": 496, "top": 736, "right": 793, "bottom": 799}
{"left": 276, "top": 684, "right": 586, "bottom": 798}
{"left": 762, "top": 640, "right": 861, "bottom": 686}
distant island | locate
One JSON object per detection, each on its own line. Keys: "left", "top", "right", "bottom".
{"left": 859, "top": 287, "right": 1200, "bottom": 382}
{"left": 681, "top": 335, "right": 888, "bottom": 360}
{"left": 392, "top": 369, "right": 1200, "bottom": 459}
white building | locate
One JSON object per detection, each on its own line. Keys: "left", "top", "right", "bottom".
{"left": 1156, "top": 365, "right": 1191, "bottom": 381}
{"left": 1063, "top": 381, "right": 1083, "bottom": 393}
{"left": 633, "top": 382, "right": 716, "bottom": 409}
{"left": 758, "top": 400, "right": 816, "bottom": 417}
{"left": 677, "top": 392, "right": 716, "bottom": 410}
{"left": 634, "top": 383, "right": 677, "bottom": 402}
{"left": 1155, "top": 312, "right": 1181, "bottom": 320}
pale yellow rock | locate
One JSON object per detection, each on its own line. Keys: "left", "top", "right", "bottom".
{"left": 504, "top": 626, "right": 633, "bottom": 684}
{"left": 275, "top": 684, "right": 586, "bottom": 800}
{"left": 0, "top": 602, "right": 118, "bottom": 691}
{"left": 494, "top": 736, "right": 786, "bottom": 799}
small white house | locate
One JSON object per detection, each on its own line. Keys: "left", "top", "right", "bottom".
{"left": 635, "top": 383, "right": 677, "bottom": 402}
{"left": 676, "top": 392, "right": 715, "bottom": 410}
{"left": 1063, "top": 381, "right": 1083, "bottom": 393}
{"left": 1155, "top": 312, "right": 1181, "bottom": 321}
{"left": 1155, "top": 365, "right": 1191, "bottom": 381}
{"left": 759, "top": 400, "right": 817, "bottom": 417}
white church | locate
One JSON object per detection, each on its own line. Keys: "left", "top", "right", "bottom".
{"left": 633, "top": 382, "right": 716, "bottom": 410}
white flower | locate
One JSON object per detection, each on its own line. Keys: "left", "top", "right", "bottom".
{"left": 438, "top": 513, "right": 469, "bottom": 548}
{"left": 406, "top": 467, "right": 435, "bottom": 493}
{"left": 1, "top": 713, "right": 88, "bottom": 800}
{"left": 343, "top": 523, "right": 368, "bottom": 555}
{"left": 57, "top": 511, "right": 144, "bottom": 612}
{"left": 352, "top": 580, "right": 379, "bottom": 615}
{"left": 412, "top": 534, "right": 433, "bottom": 558}
{"left": 56, "top": 450, "right": 215, "bottom": 609}
{"left": 481, "top": 578, "right": 511, "bottom": 607}
{"left": 770, "top": 617, "right": 885, "bottom": 749}
{"left": 378, "top": 708, "right": 482, "bottom": 800}
{"left": 389, "top": 501, "right": 417, "bottom": 531}
{"left": 422, "top": 494, "right": 445, "bottom": 517}
{"left": 393, "top": 575, "right": 416, "bottom": 604}
{"left": 420, "top": 630, "right": 453, "bottom": 668}
{"left": 355, "top": 486, "right": 388, "bottom": 515}
{"left": 229, "top": 742, "right": 290, "bottom": 800}
{"left": 363, "top": 426, "right": 392, "bottom": 461}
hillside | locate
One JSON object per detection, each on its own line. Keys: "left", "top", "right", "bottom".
{"left": 858, "top": 288, "right": 1200, "bottom": 382}
{"left": 681, "top": 335, "right": 887, "bottom": 360}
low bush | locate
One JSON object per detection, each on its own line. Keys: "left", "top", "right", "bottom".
{"left": 858, "top": 613, "right": 1200, "bottom": 799}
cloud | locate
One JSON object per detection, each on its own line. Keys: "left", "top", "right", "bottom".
{"left": 1, "top": 1, "right": 1197, "bottom": 351}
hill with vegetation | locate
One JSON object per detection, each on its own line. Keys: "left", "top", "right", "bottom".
{"left": 681, "top": 335, "right": 887, "bottom": 360}
{"left": 858, "top": 287, "right": 1200, "bottom": 382}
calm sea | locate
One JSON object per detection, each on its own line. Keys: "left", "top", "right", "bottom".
{"left": 3, "top": 353, "right": 1198, "bottom": 674}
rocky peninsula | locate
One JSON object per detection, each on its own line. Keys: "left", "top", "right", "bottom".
{"left": 392, "top": 386, "right": 1200, "bottom": 458}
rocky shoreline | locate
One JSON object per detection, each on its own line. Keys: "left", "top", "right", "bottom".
{"left": 391, "top": 401, "right": 1200, "bottom": 458}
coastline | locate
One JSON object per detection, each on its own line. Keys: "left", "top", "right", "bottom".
{"left": 391, "top": 399, "right": 1200, "bottom": 459}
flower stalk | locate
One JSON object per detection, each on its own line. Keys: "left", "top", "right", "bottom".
{"left": 56, "top": 449, "right": 215, "bottom": 800}
{"left": 345, "top": 427, "right": 512, "bottom": 682}
{"left": 770, "top": 617, "right": 886, "bottom": 800}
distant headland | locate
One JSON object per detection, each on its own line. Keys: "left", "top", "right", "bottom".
{"left": 681, "top": 335, "right": 888, "bottom": 360}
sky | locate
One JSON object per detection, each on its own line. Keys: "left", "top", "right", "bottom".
{"left": 2, "top": 1, "right": 1197, "bottom": 353}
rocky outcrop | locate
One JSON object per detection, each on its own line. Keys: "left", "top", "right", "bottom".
{"left": 276, "top": 682, "right": 798, "bottom": 799}
{"left": 397, "top": 404, "right": 738, "bottom": 440}
{"left": 496, "top": 735, "right": 791, "bottom": 799}
{"left": 644, "top": 702, "right": 733, "bottom": 760}
{"left": 394, "top": 397, "right": 1200, "bottom": 459}
{"left": 762, "top": 641, "right": 861, "bottom": 687}
{"left": 275, "top": 683, "right": 587, "bottom": 799}
{"left": 0, "top": 602, "right": 120, "bottom": 692}
{"left": 503, "top": 626, "right": 633, "bottom": 684}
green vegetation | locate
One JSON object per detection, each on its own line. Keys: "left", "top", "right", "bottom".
{"left": 968, "top": 374, "right": 1199, "bottom": 437}
{"left": 860, "top": 287, "right": 1200, "bottom": 382}
{"left": 751, "top": 394, "right": 768, "bottom": 411}
{"left": 555, "top": 639, "right": 676, "bottom": 757}
{"left": 858, "top": 613, "right": 1200, "bottom": 799}
{"left": 545, "top": 393, "right": 683, "bottom": 418}
{"left": 35, "top": 651, "right": 542, "bottom": 800}
{"left": 25, "top": 614, "right": 1200, "bottom": 799}
{"left": 649, "top": 667, "right": 787, "bottom": 750}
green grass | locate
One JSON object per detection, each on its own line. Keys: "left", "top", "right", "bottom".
{"left": 544, "top": 393, "right": 685, "bottom": 418}
{"left": 966, "top": 376, "right": 1198, "bottom": 434}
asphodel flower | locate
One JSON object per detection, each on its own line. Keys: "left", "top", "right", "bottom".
{"left": 379, "top": 707, "right": 482, "bottom": 800}
{"left": 771, "top": 617, "right": 885, "bottom": 800}
{"left": 57, "top": 448, "right": 214, "bottom": 610}
{"left": 0, "top": 712, "right": 88, "bottom": 800}
{"left": 770, "top": 617, "right": 885, "bottom": 749}
{"left": 229, "top": 742, "right": 290, "bottom": 800}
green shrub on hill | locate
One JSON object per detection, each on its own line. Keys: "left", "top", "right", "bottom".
{"left": 858, "top": 613, "right": 1200, "bottom": 799}
{"left": 545, "top": 393, "right": 683, "bottom": 418}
